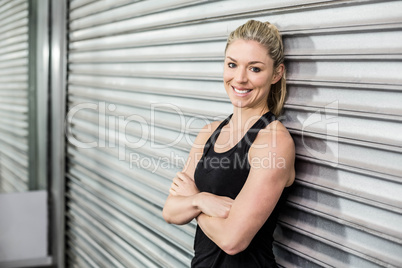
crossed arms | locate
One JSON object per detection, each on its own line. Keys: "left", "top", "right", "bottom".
{"left": 162, "top": 121, "right": 295, "bottom": 255}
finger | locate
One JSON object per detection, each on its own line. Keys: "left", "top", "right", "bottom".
{"left": 226, "top": 199, "right": 234, "bottom": 205}
{"left": 175, "top": 174, "right": 186, "bottom": 183}
{"left": 169, "top": 182, "right": 179, "bottom": 194}
{"left": 223, "top": 197, "right": 234, "bottom": 204}
{"left": 176, "top": 172, "right": 186, "bottom": 179}
{"left": 176, "top": 172, "right": 186, "bottom": 182}
{"left": 225, "top": 202, "right": 233, "bottom": 208}
{"left": 170, "top": 182, "right": 179, "bottom": 191}
{"left": 177, "top": 172, "right": 191, "bottom": 182}
{"left": 172, "top": 177, "right": 182, "bottom": 186}
{"left": 169, "top": 188, "right": 177, "bottom": 196}
{"left": 172, "top": 175, "right": 181, "bottom": 182}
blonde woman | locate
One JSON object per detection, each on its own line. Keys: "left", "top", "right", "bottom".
{"left": 163, "top": 20, "right": 295, "bottom": 267}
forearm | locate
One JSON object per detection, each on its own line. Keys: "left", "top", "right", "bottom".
{"left": 197, "top": 213, "right": 248, "bottom": 255}
{"left": 163, "top": 194, "right": 201, "bottom": 225}
{"left": 197, "top": 213, "right": 230, "bottom": 249}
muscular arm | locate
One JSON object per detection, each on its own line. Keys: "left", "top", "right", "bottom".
{"left": 163, "top": 194, "right": 201, "bottom": 225}
{"left": 163, "top": 122, "right": 233, "bottom": 225}
{"left": 196, "top": 126, "right": 295, "bottom": 255}
{"left": 163, "top": 189, "right": 233, "bottom": 225}
{"left": 162, "top": 124, "right": 206, "bottom": 225}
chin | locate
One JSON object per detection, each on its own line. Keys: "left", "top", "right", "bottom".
{"left": 230, "top": 98, "right": 247, "bottom": 108}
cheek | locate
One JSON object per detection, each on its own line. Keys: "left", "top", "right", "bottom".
{"left": 223, "top": 68, "right": 234, "bottom": 82}
{"left": 254, "top": 74, "right": 273, "bottom": 87}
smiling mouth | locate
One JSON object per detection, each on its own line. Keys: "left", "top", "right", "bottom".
{"left": 232, "top": 86, "right": 252, "bottom": 94}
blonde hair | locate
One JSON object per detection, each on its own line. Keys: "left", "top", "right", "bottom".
{"left": 225, "top": 20, "right": 286, "bottom": 117}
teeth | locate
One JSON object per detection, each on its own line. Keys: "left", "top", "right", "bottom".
{"left": 233, "top": 87, "right": 251, "bottom": 94}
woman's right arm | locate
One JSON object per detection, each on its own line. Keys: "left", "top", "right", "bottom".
{"left": 163, "top": 176, "right": 233, "bottom": 224}
{"left": 162, "top": 194, "right": 201, "bottom": 225}
{"left": 162, "top": 122, "right": 233, "bottom": 225}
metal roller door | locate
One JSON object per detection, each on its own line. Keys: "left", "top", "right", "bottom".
{"left": 66, "top": 0, "right": 402, "bottom": 267}
{"left": 0, "top": 0, "right": 30, "bottom": 192}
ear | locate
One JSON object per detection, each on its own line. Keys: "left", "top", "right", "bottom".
{"left": 271, "top": 64, "right": 284, "bottom": 84}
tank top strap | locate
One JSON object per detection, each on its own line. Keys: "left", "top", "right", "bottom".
{"left": 239, "top": 111, "right": 277, "bottom": 152}
{"left": 201, "top": 114, "right": 233, "bottom": 156}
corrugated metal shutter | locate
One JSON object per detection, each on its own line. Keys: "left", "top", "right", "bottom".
{"left": 65, "top": 0, "right": 402, "bottom": 267}
{"left": 0, "top": 0, "right": 29, "bottom": 192}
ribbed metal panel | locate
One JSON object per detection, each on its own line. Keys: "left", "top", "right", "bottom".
{"left": 66, "top": 0, "right": 402, "bottom": 267}
{"left": 0, "top": 0, "right": 29, "bottom": 193}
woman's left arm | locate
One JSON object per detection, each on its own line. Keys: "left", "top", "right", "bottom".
{"left": 196, "top": 128, "right": 295, "bottom": 255}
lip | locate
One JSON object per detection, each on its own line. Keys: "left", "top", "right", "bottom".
{"left": 231, "top": 86, "right": 253, "bottom": 97}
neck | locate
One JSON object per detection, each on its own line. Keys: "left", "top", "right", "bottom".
{"left": 230, "top": 105, "right": 269, "bottom": 131}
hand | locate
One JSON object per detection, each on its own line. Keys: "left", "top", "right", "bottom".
{"left": 196, "top": 192, "right": 234, "bottom": 219}
{"left": 169, "top": 172, "right": 200, "bottom": 197}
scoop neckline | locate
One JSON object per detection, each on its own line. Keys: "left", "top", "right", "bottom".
{"left": 212, "top": 111, "right": 273, "bottom": 155}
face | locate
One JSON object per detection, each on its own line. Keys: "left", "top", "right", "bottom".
{"left": 223, "top": 39, "right": 283, "bottom": 111}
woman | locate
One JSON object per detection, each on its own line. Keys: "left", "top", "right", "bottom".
{"left": 163, "top": 20, "right": 295, "bottom": 267}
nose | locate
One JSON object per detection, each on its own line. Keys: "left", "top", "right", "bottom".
{"left": 235, "top": 67, "right": 248, "bottom": 83}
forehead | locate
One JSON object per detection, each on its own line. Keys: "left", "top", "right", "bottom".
{"left": 225, "top": 39, "right": 271, "bottom": 62}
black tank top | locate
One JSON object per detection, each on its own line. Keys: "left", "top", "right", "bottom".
{"left": 192, "top": 111, "right": 289, "bottom": 268}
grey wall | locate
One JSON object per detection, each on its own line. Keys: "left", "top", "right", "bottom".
{"left": 0, "top": 190, "right": 51, "bottom": 267}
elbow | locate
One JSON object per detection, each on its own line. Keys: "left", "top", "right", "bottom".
{"left": 162, "top": 206, "right": 173, "bottom": 224}
{"left": 162, "top": 200, "right": 177, "bottom": 224}
{"left": 220, "top": 239, "right": 249, "bottom": 256}
{"left": 162, "top": 206, "right": 189, "bottom": 225}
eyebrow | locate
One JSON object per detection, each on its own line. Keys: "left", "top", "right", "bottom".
{"left": 226, "top": 56, "right": 266, "bottom": 65}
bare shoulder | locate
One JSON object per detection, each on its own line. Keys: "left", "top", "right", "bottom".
{"left": 253, "top": 120, "right": 294, "bottom": 151}
{"left": 182, "top": 120, "right": 223, "bottom": 178}
{"left": 192, "top": 120, "right": 222, "bottom": 148}
{"left": 249, "top": 120, "right": 295, "bottom": 186}
{"left": 201, "top": 120, "right": 222, "bottom": 136}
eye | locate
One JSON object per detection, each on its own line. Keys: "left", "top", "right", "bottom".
{"left": 228, "top": 62, "right": 237, "bottom": 68}
{"left": 250, "top": 67, "right": 261, "bottom": 73}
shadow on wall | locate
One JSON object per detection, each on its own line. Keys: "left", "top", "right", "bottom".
{"left": 272, "top": 35, "right": 347, "bottom": 267}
